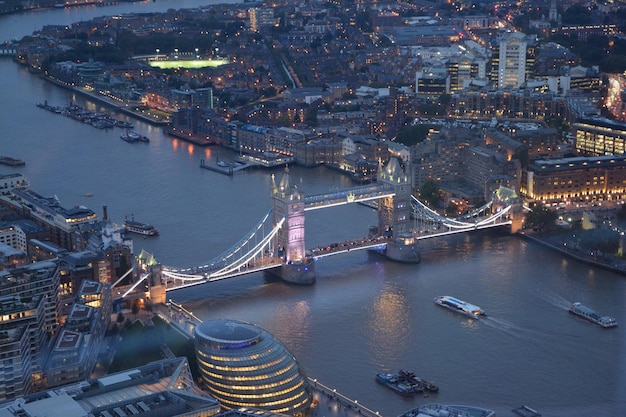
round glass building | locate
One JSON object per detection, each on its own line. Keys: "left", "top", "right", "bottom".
{"left": 194, "top": 319, "right": 312, "bottom": 415}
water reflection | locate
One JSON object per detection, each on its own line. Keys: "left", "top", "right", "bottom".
{"left": 367, "top": 283, "right": 410, "bottom": 366}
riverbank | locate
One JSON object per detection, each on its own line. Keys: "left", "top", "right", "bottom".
{"left": 39, "top": 73, "right": 171, "bottom": 125}
{"left": 517, "top": 230, "right": 626, "bottom": 276}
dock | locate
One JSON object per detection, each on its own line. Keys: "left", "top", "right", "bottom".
{"left": 200, "top": 159, "right": 252, "bottom": 176}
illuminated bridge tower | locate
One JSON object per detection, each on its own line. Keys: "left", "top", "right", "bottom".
{"left": 270, "top": 168, "right": 315, "bottom": 285}
{"left": 377, "top": 157, "right": 420, "bottom": 263}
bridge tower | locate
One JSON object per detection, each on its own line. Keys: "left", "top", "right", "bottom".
{"left": 137, "top": 250, "right": 166, "bottom": 304}
{"left": 270, "top": 168, "right": 315, "bottom": 284}
{"left": 376, "top": 157, "right": 420, "bottom": 262}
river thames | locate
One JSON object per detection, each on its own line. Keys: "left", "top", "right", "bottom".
{"left": 1, "top": 3, "right": 625, "bottom": 416}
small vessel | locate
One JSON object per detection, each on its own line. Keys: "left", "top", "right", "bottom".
{"left": 123, "top": 216, "right": 159, "bottom": 236}
{"left": 569, "top": 302, "right": 617, "bottom": 328}
{"left": 121, "top": 130, "right": 149, "bottom": 143}
{"left": 434, "top": 295, "right": 486, "bottom": 319}
{"left": 375, "top": 369, "right": 434, "bottom": 396}
{"left": 375, "top": 372, "right": 420, "bottom": 396}
{"left": 0, "top": 156, "right": 26, "bottom": 166}
{"left": 512, "top": 405, "right": 541, "bottom": 417}
{"left": 400, "top": 404, "right": 495, "bottom": 417}
{"left": 84, "top": 193, "right": 94, "bottom": 197}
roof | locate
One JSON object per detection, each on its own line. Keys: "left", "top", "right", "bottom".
{"left": 21, "top": 393, "right": 88, "bottom": 417}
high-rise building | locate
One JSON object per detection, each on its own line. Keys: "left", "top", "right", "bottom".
{"left": 494, "top": 32, "right": 530, "bottom": 89}
{"left": 249, "top": 8, "right": 275, "bottom": 32}
{"left": 0, "top": 294, "right": 46, "bottom": 400}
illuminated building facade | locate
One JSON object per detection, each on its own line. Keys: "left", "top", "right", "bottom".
{"left": 521, "top": 155, "right": 626, "bottom": 203}
{"left": 493, "top": 32, "right": 533, "bottom": 89}
{"left": 0, "top": 294, "right": 46, "bottom": 401}
{"left": 44, "top": 280, "right": 111, "bottom": 389}
{"left": 574, "top": 118, "right": 626, "bottom": 156}
{"left": 194, "top": 319, "right": 312, "bottom": 415}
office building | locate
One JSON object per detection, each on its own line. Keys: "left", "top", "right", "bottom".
{"left": 195, "top": 319, "right": 312, "bottom": 415}
{"left": 521, "top": 155, "right": 626, "bottom": 203}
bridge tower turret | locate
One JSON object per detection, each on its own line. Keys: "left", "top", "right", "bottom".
{"left": 376, "top": 157, "right": 420, "bottom": 262}
{"left": 270, "top": 168, "right": 315, "bottom": 284}
{"left": 136, "top": 249, "right": 166, "bottom": 305}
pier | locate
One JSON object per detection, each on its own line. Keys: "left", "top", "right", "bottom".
{"left": 0, "top": 47, "right": 16, "bottom": 57}
{"left": 200, "top": 159, "right": 251, "bottom": 175}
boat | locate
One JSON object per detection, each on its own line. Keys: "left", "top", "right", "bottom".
{"left": 0, "top": 156, "right": 26, "bottom": 167}
{"left": 375, "top": 372, "right": 420, "bottom": 396}
{"left": 121, "top": 131, "right": 149, "bottom": 143}
{"left": 375, "top": 369, "right": 434, "bottom": 396}
{"left": 569, "top": 302, "right": 617, "bottom": 328}
{"left": 434, "top": 295, "right": 486, "bottom": 319}
{"left": 123, "top": 217, "right": 159, "bottom": 236}
{"left": 400, "top": 404, "right": 495, "bottom": 417}
{"left": 512, "top": 405, "right": 541, "bottom": 417}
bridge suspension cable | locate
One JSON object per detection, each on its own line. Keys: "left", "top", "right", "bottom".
{"left": 161, "top": 212, "right": 286, "bottom": 289}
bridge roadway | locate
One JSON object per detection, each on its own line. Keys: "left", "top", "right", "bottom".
{"left": 304, "top": 183, "right": 394, "bottom": 211}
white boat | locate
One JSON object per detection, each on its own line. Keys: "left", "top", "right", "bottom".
{"left": 434, "top": 295, "right": 486, "bottom": 319}
{"left": 569, "top": 302, "right": 617, "bottom": 328}
{"left": 123, "top": 217, "right": 159, "bottom": 236}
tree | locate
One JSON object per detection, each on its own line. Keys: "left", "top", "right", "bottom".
{"left": 512, "top": 146, "right": 529, "bottom": 168}
{"left": 445, "top": 202, "right": 457, "bottom": 216}
{"left": 395, "top": 124, "right": 431, "bottom": 146}
{"left": 419, "top": 180, "right": 441, "bottom": 207}
{"left": 524, "top": 204, "right": 558, "bottom": 231}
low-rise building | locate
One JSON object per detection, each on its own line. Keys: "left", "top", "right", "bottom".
{"left": 521, "top": 155, "right": 626, "bottom": 203}
{"left": 0, "top": 357, "right": 221, "bottom": 417}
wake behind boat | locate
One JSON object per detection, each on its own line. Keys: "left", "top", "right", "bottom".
{"left": 569, "top": 302, "right": 617, "bottom": 328}
{"left": 434, "top": 295, "right": 486, "bottom": 319}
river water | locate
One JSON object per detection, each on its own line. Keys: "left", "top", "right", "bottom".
{"left": 1, "top": 4, "right": 625, "bottom": 417}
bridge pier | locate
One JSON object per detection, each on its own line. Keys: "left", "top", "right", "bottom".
{"left": 269, "top": 259, "right": 316, "bottom": 285}
{"left": 382, "top": 238, "right": 421, "bottom": 263}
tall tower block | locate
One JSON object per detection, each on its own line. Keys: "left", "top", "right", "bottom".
{"left": 270, "top": 168, "right": 315, "bottom": 284}
{"left": 377, "top": 158, "right": 420, "bottom": 263}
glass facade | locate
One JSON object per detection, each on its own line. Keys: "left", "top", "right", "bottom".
{"left": 194, "top": 320, "right": 312, "bottom": 415}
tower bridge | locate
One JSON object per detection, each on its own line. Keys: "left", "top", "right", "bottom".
{"left": 117, "top": 158, "right": 523, "bottom": 304}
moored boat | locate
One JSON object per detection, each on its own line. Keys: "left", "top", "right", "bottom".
{"left": 375, "top": 369, "right": 436, "bottom": 396}
{"left": 512, "top": 404, "right": 541, "bottom": 417}
{"left": 375, "top": 372, "right": 420, "bottom": 396}
{"left": 120, "top": 130, "right": 149, "bottom": 143}
{"left": 434, "top": 295, "right": 486, "bottom": 319}
{"left": 399, "top": 404, "right": 495, "bottom": 417}
{"left": 0, "top": 156, "right": 26, "bottom": 167}
{"left": 123, "top": 217, "right": 159, "bottom": 236}
{"left": 569, "top": 302, "right": 617, "bottom": 328}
